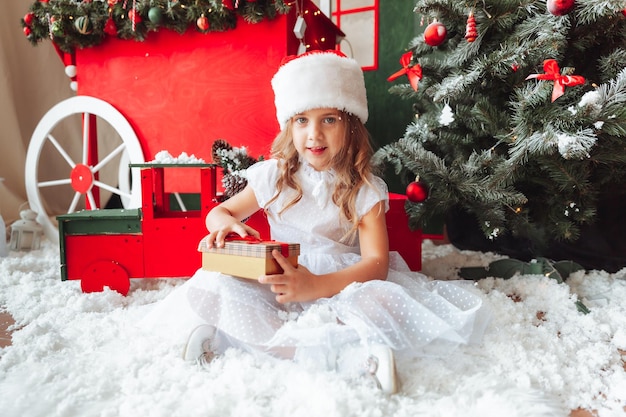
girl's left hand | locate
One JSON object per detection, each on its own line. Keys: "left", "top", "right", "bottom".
{"left": 258, "top": 250, "right": 319, "bottom": 303}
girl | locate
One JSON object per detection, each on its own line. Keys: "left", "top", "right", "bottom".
{"left": 142, "top": 51, "right": 490, "bottom": 394}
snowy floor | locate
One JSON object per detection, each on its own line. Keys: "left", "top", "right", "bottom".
{"left": 0, "top": 240, "right": 624, "bottom": 417}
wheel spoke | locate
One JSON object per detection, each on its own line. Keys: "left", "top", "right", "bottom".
{"left": 38, "top": 178, "right": 72, "bottom": 188}
{"left": 68, "top": 192, "right": 81, "bottom": 214}
{"left": 93, "top": 180, "right": 132, "bottom": 199}
{"left": 82, "top": 113, "right": 91, "bottom": 165}
{"left": 25, "top": 96, "right": 145, "bottom": 244}
{"left": 47, "top": 134, "right": 77, "bottom": 168}
{"left": 86, "top": 190, "right": 97, "bottom": 209}
{"left": 92, "top": 143, "right": 126, "bottom": 174}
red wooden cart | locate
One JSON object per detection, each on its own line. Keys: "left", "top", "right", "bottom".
{"left": 24, "top": 1, "right": 421, "bottom": 293}
{"left": 25, "top": 11, "right": 304, "bottom": 242}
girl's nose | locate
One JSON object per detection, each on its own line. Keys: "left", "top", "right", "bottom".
{"left": 307, "top": 121, "right": 322, "bottom": 140}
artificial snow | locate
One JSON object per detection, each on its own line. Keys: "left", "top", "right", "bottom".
{"left": 0, "top": 240, "right": 625, "bottom": 417}
{"left": 152, "top": 150, "right": 206, "bottom": 164}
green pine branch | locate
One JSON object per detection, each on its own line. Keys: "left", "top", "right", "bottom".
{"left": 21, "top": 0, "right": 290, "bottom": 53}
{"left": 378, "top": 0, "right": 626, "bottom": 249}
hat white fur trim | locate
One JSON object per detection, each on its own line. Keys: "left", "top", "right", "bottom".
{"left": 271, "top": 51, "right": 368, "bottom": 130}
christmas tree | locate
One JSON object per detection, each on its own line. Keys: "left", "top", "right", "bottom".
{"left": 375, "top": 0, "right": 626, "bottom": 271}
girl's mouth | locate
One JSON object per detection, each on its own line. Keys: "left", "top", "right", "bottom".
{"left": 308, "top": 146, "right": 327, "bottom": 155}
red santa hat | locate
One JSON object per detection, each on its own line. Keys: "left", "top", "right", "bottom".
{"left": 271, "top": 50, "right": 368, "bottom": 130}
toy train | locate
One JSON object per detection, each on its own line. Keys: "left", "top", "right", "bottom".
{"left": 58, "top": 163, "right": 422, "bottom": 295}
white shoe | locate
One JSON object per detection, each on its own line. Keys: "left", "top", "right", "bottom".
{"left": 366, "top": 345, "right": 399, "bottom": 395}
{"left": 182, "top": 324, "right": 217, "bottom": 365}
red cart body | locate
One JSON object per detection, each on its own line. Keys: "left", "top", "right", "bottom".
{"left": 75, "top": 15, "right": 299, "bottom": 193}
{"left": 58, "top": 165, "right": 421, "bottom": 295}
{"left": 30, "top": 2, "right": 421, "bottom": 294}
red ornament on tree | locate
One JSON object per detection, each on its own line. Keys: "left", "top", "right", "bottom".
{"left": 24, "top": 12, "right": 35, "bottom": 26}
{"left": 546, "top": 0, "right": 575, "bottom": 16}
{"left": 222, "top": 0, "right": 237, "bottom": 10}
{"left": 128, "top": 9, "right": 142, "bottom": 25}
{"left": 525, "top": 59, "right": 585, "bottom": 102}
{"left": 23, "top": 26, "right": 32, "bottom": 37}
{"left": 387, "top": 51, "right": 422, "bottom": 92}
{"left": 104, "top": 16, "right": 117, "bottom": 36}
{"left": 197, "top": 14, "right": 210, "bottom": 31}
{"left": 406, "top": 179, "right": 429, "bottom": 203}
{"left": 423, "top": 21, "right": 447, "bottom": 46}
{"left": 465, "top": 11, "right": 477, "bottom": 42}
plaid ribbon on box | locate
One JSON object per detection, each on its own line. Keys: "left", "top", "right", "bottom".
{"left": 198, "top": 235, "right": 299, "bottom": 259}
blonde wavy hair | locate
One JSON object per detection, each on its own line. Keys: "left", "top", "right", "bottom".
{"left": 265, "top": 111, "right": 377, "bottom": 240}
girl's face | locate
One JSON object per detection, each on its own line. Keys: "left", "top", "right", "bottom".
{"left": 290, "top": 108, "right": 345, "bottom": 171}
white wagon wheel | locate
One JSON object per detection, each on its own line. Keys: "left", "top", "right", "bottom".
{"left": 25, "top": 96, "right": 145, "bottom": 244}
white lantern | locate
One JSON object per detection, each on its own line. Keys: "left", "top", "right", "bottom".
{"left": 9, "top": 209, "right": 44, "bottom": 251}
{"left": 0, "top": 212, "right": 6, "bottom": 257}
{"left": 0, "top": 178, "right": 7, "bottom": 257}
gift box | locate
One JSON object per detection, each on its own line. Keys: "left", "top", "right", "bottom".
{"left": 198, "top": 236, "right": 300, "bottom": 279}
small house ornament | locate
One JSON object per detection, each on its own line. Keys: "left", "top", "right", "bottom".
{"left": 10, "top": 209, "right": 44, "bottom": 251}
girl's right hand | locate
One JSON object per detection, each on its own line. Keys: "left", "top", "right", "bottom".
{"left": 204, "top": 185, "right": 262, "bottom": 248}
{"left": 206, "top": 221, "right": 260, "bottom": 249}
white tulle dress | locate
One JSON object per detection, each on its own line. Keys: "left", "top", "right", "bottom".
{"left": 140, "top": 159, "right": 491, "bottom": 366}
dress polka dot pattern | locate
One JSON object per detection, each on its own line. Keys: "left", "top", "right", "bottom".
{"left": 140, "top": 160, "right": 491, "bottom": 362}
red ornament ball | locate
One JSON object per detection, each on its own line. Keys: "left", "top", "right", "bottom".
{"left": 424, "top": 21, "right": 447, "bottom": 47}
{"left": 197, "top": 15, "right": 209, "bottom": 31}
{"left": 24, "top": 12, "right": 35, "bottom": 26}
{"left": 128, "top": 9, "right": 142, "bottom": 25}
{"left": 23, "top": 26, "right": 32, "bottom": 37}
{"left": 546, "top": 0, "right": 575, "bottom": 16}
{"left": 406, "top": 180, "right": 429, "bottom": 203}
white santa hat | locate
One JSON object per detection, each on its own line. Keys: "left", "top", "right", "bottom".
{"left": 271, "top": 50, "right": 368, "bottom": 130}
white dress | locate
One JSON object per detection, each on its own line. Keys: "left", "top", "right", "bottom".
{"left": 140, "top": 160, "right": 490, "bottom": 365}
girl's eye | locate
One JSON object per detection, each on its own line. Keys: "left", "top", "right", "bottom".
{"left": 323, "top": 116, "right": 338, "bottom": 124}
{"left": 294, "top": 117, "right": 307, "bottom": 125}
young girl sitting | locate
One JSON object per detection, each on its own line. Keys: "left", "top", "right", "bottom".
{"left": 141, "top": 50, "right": 490, "bottom": 394}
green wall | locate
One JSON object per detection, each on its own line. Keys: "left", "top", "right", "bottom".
{"left": 363, "top": 2, "right": 443, "bottom": 234}
{"left": 363, "top": 0, "right": 419, "bottom": 194}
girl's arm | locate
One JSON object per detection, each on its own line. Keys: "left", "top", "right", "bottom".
{"left": 204, "top": 185, "right": 261, "bottom": 248}
{"left": 259, "top": 201, "right": 389, "bottom": 303}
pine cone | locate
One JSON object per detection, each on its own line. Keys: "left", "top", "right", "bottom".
{"left": 222, "top": 173, "right": 248, "bottom": 198}
{"left": 242, "top": 153, "right": 258, "bottom": 168}
{"left": 211, "top": 139, "right": 232, "bottom": 165}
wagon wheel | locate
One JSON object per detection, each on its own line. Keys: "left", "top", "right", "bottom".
{"left": 25, "top": 96, "right": 145, "bottom": 244}
{"left": 81, "top": 260, "right": 131, "bottom": 296}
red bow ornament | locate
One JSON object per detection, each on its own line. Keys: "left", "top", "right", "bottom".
{"left": 525, "top": 59, "right": 585, "bottom": 102}
{"left": 388, "top": 51, "right": 422, "bottom": 92}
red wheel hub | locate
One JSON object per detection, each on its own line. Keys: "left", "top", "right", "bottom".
{"left": 70, "top": 163, "right": 94, "bottom": 194}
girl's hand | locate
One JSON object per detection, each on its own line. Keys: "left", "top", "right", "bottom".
{"left": 205, "top": 185, "right": 261, "bottom": 248}
{"left": 258, "top": 201, "right": 390, "bottom": 303}
{"left": 206, "top": 221, "right": 259, "bottom": 249}
{"left": 258, "top": 250, "right": 319, "bottom": 303}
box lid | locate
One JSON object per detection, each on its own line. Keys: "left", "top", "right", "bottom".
{"left": 198, "top": 236, "right": 299, "bottom": 258}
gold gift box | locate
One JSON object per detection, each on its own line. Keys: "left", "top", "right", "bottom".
{"left": 198, "top": 236, "right": 300, "bottom": 279}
